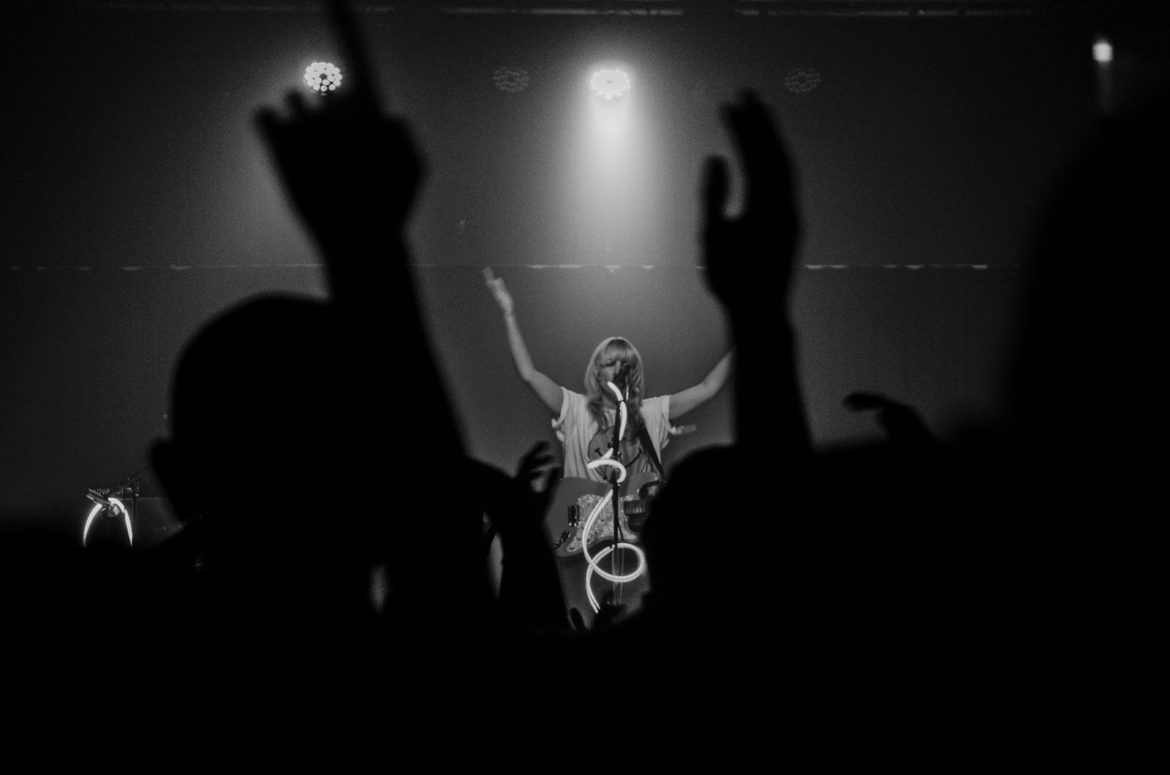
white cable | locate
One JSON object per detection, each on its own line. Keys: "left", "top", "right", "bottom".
{"left": 588, "top": 457, "right": 627, "bottom": 483}
{"left": 605, "top": 380, "right": 624, "bottom": 404}
{"left": 580, "top": 493, "right": 644, "bottom": 584}
{"left": 585, "top": 542, "right": 648, "bottom": 614}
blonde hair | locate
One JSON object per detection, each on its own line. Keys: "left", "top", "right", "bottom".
{"left": 584, "top": 336, "right": 645, "bottom": 436}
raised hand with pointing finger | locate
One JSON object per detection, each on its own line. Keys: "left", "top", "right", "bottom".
{"left": 256, "top": 0, "right": 423, "bottom": 266}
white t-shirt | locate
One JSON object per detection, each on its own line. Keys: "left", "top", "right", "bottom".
{"left": 553, "top": 388, "right": 671, "bottom": 482}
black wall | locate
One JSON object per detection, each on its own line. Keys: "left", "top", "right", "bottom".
{"left": 1, "top": 6, "right": 1098, "bottom": 525}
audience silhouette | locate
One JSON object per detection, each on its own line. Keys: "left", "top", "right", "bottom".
{"left": 3, "top": 0, "right": 1161, "bottom": 769}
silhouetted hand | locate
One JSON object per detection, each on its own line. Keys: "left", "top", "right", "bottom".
{"left": 844, "top": 391, "right": 936, "bottom": 447}
{"left": 701, "top": 92, "right": 808, "bottom": 459}
{"left": 702, "top": 91, "right": 800, "bottom": 317}
{"left": 256, "top": 0, "right": 422, "bottom": 255}
{"left": 516, "top": 439, "right": 559, "bottom": 511}
{"left": 491, "top": 441, "right": 559, "bottom": 537}
{"left": 568, "top": 607, "right": 587, "bottom": 634}
{"left": 515, "top": 439, "right": 555, "bottom": 484}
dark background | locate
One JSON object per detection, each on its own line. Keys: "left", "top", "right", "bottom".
{"left": 1, "top": 2, "right": 1131, "bottom": 529}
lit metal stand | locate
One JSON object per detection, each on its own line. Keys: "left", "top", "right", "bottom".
{"left": 580, "top": 367, "right": 647, "bottom": 615}
{"left": 82, "top": 467, "right": 148, "bottom": 548}
{"left": 606, "top": 370, "right": 628, "bottom": 611}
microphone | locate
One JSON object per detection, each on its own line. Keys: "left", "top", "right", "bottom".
{"left": 615, "top": 362, "right": 631, "bottom": 392}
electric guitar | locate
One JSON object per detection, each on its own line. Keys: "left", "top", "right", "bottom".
{"left": 546, "top": 472, "right": 663, "bottom": 558}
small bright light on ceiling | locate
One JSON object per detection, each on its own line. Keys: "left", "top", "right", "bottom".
{"left": 304, "top": 61, "right": 343, "bottom": 93}
{"left": 590, "top": 68, "right": 631, "bottom": 100}
{"left": 1093, "top": 38, "right": 1113, "bottom": 64}
{"left": 493, "top": 65, "right": 531, "bottom": 93}
{"left": 784, "top": 66, "right": 822, "bottom": 94}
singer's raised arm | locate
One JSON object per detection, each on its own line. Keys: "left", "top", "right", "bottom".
{"left": 667, "top": 350, "right": 734, "bottom": 421}
{"left": 484, "top": 267, "right": 566, "bottom": 415}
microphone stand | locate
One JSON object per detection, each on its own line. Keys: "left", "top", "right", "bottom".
{"left": 607, "top": 370, "right": 629, "bottom": 610}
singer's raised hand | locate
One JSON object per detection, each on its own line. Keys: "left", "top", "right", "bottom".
{"left": 483, "top": 267, "right": 515, "bottom": 316}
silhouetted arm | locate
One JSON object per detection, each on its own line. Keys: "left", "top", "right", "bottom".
{"left": 702, "top": 92, "right": 809, "bottom": 467}
{"left": 255, "top": 0, "right": 462, "bottom": 457}
{"left": 255, "top": 0, "right": 486, "bottom": 632}
{"left": 466, "top": 444, "right": 567, "bottom": 632}
{"left": 497, "top": 442, "right": 568, "bottom": 631}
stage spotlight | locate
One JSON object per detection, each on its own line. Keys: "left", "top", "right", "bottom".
{"left": 784, "top": 66, "right": 822, "bottom": 94}
{"left": 493, "top": 65, "right": 530, "bottom": 93}
{"left": 590, "top": 68, "right": 631, "bottom": 101}
{"left": 304, "top": 61, "right": 343, "bottom": 93}
{"left": 1093, "top": 37, "right": 1113, "bottom": 64}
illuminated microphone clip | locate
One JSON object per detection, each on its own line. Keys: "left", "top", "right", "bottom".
{"left": 85, "top": 489, "right": 112, "bottom": 508}
{"left": 614, "top": 362, "right": 631, "bottom": 396}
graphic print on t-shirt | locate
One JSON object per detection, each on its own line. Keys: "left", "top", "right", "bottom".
{"left": 586, "top": 425, "right": 645, "bottom": 471}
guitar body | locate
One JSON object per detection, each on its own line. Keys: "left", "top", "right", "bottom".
{"left": 546, "top": 472, "right": 661, "bottom": 558}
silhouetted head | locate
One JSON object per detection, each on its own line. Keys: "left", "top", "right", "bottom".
{"left": 1005, "top": 89, "right": 1170, "bottom": 476}
{"left": 639, "top": 446, "right": 747, "bottom": 617}
{"left": 152, "top": 295, "right": 378, "bottom": 608}
{"left": 983, "top": 90, "right": 1170, "bottom": 674}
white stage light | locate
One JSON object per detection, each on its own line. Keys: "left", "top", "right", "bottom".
{"left": 304, "top": 61, "right": 343, "bottom": 93}
{"left": 1093, "top": 37, "right": 1113, "bottom": 64}
{"left": 590, "top": 68, "right": 631, "bottom": 100}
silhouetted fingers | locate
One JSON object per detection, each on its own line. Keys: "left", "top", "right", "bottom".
{"left": 725, "top": 91, "right": 791, "bottom": 214}
{"left": 255, "top": 106, "right": 282, "bottom": 142}
{"left": 525, "top": 454, "right": 556, "bottom": 479}
{"left": 540, "top": 465, "right": 561, "bottom": 495}
{"left": 254, "top": 92, "right": 307, "bottom": 146}
{"left": 721, "top": 93, "right": 762, "bottom": 180}
{"left": 533, "top": 466, "right": 561, "bottom": 522}
{"left": 843, "top": 391, "right": 895, "bottom": 412}
{"left": 568, "top": 607, "right": 586, "bottom": 633}
{"left": 702, "top": 155, "right": 730, "bottom": 230}
{"left": 517, "top": 440, "right": 554, "bottom": 481}
{"left": 285, "top": 91, "right": 311, "bottom": 118}
{"left": 327, "top": 0, "right": 381, "bottom": 112}
{"left": 732, "top": 92, "right": 784, "bottom": 166}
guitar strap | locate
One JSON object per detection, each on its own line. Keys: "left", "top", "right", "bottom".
{"left": 636, "top": 421, "right": 666, "bottom": 483}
